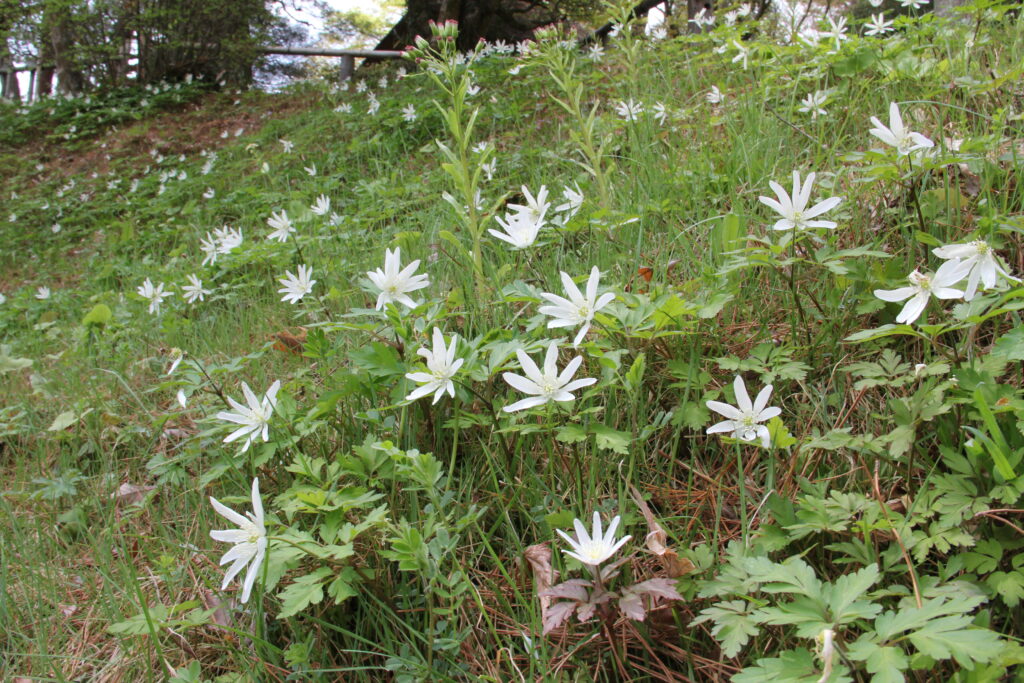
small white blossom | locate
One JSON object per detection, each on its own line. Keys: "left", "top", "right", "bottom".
{"left": 539, "top": 267, "right": 615, "bottom": 347}
{"left": 277, "top": 265, "right": 316, "bottom": 304}
{"left": 758, "top": 171, "right": 843, "bottom": 231}
{"left": 706, "top": 85, "right": 724, "bottom": 104}
{"left": 310, "top": 195, "right": 331, "bottom": 216}
{"left": 502, "top": 341, "right": 596, "bottom": 413}
{"left": 932, "top": 240, "right": 1019, "bottom": 300}
{"left": 366, "top": 247, "right": 430, "bottom": 310}
{"left": 267, "top": 210, "right": 295, "bottom": 242}
{"left": 869, "top": 102, "right": 935, "bottom": 156}
{"left": 864, "top": 13, "right": 894, "bottom": 36}
{"left": 137, "top": 278, "right": 172, "bottom": 314}
{"left": 216, "top": 380, "right": 281, "bottom": 453}
{"left": 799, "top": 91, "right": 828, "bottom": 119}
{"left": 556, "top": 512, "right": 631, "bottom": 568}
{"left": 182, "top": 274, "right": 212, "bottom": 303}
{"left": 706, "top": 375, "right": 781, "bottom": 448}
{"left": 615, "top": 99, "right": 645, "bottom": 122}
{"left": 873, "top": 259, "right": 972, "bottom": 324}
{"left": 280, "top": 138, "right": 294, "bottom": 153}
{"left": 209, "top": 478, "right": 267, "bottom": 603}
{"left": 402, "top": 104, "right": 417, "bottom": 122}
{"left": 405, "top": 328, "right": 464, "bottom": 404}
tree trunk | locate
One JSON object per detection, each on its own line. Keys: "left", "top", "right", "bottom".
{"left": 373, "top": 0, "right": 559, "bottom": 53}
{"left": 43, "top": 2, "right": 86, "bottom": 94}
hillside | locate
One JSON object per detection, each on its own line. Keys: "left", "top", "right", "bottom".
{"left": 1, "top": 6, "right": 1023, "bottom": 681}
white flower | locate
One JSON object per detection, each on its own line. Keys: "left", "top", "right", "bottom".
{"left": 200, "top": 233, "right": 219, "bottom": 266}
{"left": 182, "top": 274, "right": 211, "bottom": 303}
{"left": 367, "top": 247, "right": 430, "bottom": 310}
{"left": 706, "top": 375, "right": 781, "bottom": 448}
{"left": 378, "top": 75, "right": 388, "bottom": 89}
{"left": 310, "top": 195, "right": 331, "bottom": 216}
{"left": 555, "top": 182, "right": 584, "bottom": 219}
{"left": 402, "top": 104, "right": 417, "bottom": 122}
{"left": 335, "top": 102, "right": 352, "bottom": 114}
{"left": 900, "top": 0, "right": 928, "bottom": 8}
{"left": 826, "top": 16, "right": 849, "bottom": 50}
{"left": 355, "top": 80, "right": 366, "bottom": 93}
{"left": 203, "top": 187, "right": 215, "bottom": 199}
{"left": 868, "top": 0, "right": 884, "bottom": 6}
{"left": 869, "top": 102, "right": 934, "bottom": 156}
{"left": 481, "top": 158, "right": 497, "bottom": 181}
{"left": 932, "top": 241, "right": 1018, "bottom": 301}
{"left": 36, "top": 286, "right": 51, "bottom": 300}
{"left": 799, "top": 91, "right": 828, "bottom": 119}
{"left": 489, "top": 211, "right": 544, "bottom": 249}
{"left": 706, "top": 85, "right": 724, "bottom": 104}
{"left": 539, "top": 267, "right": 615, "bottom": 347}
{"left": 508, "top": 185, "right": 550, "bottom": 225}
{"left": 405, "top": 328, "right": 464, "bottom": 404}
{"left": 615, "top": 99, "right": 644, "bottom": 122}
{"left": 472, "top": 142, "right": 489, "bottom": 155}
{"left": 731, "top": 40, "right": 751, "bottom": 70}
{"left": 652, "top": 102, "right": 668, "bottom": 125}
{"left": 587, "top": 44, "right": 604, "bottom": 60}
{"left": 167, "top": 348, "right": 185, "bottom": 375}
{"left": 556, "top": 512, "right": 631, "bottom": 568}
{"left": 137, "top": 278, "right": 172, "bottom": 314}
{"left": 873, "top": 259, "right": 972, "bottom": 324}
{"left": 864, "top": 13, "right": 894, "bottom": 36}
{"left": 209, "top": 478, "right": 267, "bottom": 603}
{"left": 690, "top": 7, "right": 715, "bottom": 28}
{"left": 216, "top": 380, "right": 281, "bottom": 453}
{"left": 502, "top": 341, "right": 596, "bottom": 413}
{"left": 758, "top": 171, "right": 842, "bottom": 231}
{"left": 367, "top": 95, "right": 380, "bottom": 116}
{"left": 304, "top": 164, "right": 317, "bottom": 177}
{"left": 0, "top": 292, "right": 6, "bottom": 304}
{"left": 216, "top": 227, "right": 243, "bottom": 253}
{"left": 277, "top": 265, "right": 316, "bottom": 304}
{"left": 267, "top": 210, "right": 295, "bottom": 242}
{"left": 176, "top": 389, "right": 188, "bottom": 409}
{"left": 466, "top": 83, "right": 480, "bottom": 97}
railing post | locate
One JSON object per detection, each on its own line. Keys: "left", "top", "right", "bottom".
{"left": 339, "top": 54, "right": 354, "bottom": 81}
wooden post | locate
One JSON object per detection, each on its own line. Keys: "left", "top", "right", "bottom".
{"left": 340, "top": 54, "right": 354, "bottom": 81}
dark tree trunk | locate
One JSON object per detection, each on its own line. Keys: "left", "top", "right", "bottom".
{"left": 374, "top": 0, "right": 559, "bottom": 53}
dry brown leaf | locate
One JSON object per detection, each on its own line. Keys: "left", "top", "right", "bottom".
{"left": 272, "top": 327, "right": 307, "bottom": 354}
{"left": 524, "top": 543, "right": 558, "bottom": 615}
{"left": 202, "top": 588, "right": 233, "bottom": 630}
{"left": 629, "top": 485, "right": 695, "bottom": 578}
{"left": 111, "top": 483, "right": 155, "bottom": 505}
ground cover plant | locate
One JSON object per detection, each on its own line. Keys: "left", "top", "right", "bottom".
{"left": 2, "top": 1, "right": 1024, "bottom": 680}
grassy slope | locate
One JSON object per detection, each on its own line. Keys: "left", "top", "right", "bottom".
{"left": 1, "top": 7, "right": 1023, "bottom": 682}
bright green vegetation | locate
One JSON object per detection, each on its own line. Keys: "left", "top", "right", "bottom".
{"left": 2, "top": 4, "right": 1023, "bottom": 681}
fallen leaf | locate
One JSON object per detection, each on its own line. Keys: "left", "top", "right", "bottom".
{"left": 272, "top": 327, "right": 307, "bottom": 354}
{"left": 630, "top": 485, "right": 695, "bottom": 578}
{"left": 524, "top": 543, "right": 558, "bottom": 619}
{"left": 112, "top": 483, "right": 155, "bottom": 505}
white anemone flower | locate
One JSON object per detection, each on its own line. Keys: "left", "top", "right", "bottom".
{"left": 367, "top": 247, "right": 431, "bottom": 310}
{"left": 200, "top": 233, "right": 219, "bottom": 266}
{"left": 405, "top": 328, "right": 464, "bottom": 404}
{"left": 402, "top": 104, "right": 417, "bottom": 122}
{"left": 310, "top": 194, "right": 331, "bottom": 216}
{"left": 864, "top": 13, "right": 894, "bottom": 36}
{"left": 932, "top": 240, "right": 1019, "bottom": 301}
{"left": 507, "top": 185, "right": 551, "bottom": 226}
{"left": 539, "top": 267, "right": 615, "bottom": 347}
{"left": 873, "top": 259, "right": 972, "bottom": 324}
{"left": 706, "top": 375, "right": 781, "bottom": 448}
{"left": 277, "top": 265, "right": 316, "bottom": 304}
{"left": 502, "top": 341, "right": 596, "bottom": 413}
{"left": 758, "top": 171, "right": 842, "bottom": 231}
{"left": 731, "top": 40, "right": 751, "bottom": 70}
{"left": 706, "top": 85, "right": 724, "bottom": 104}
{"left": 35, "top": 286, "right": 51, "bottom": 300}
{"left": 216, "top": 380, "right": 281, "bottom": 453}
{"left": 216, "top": 227, "right": 243, "bottom": 253}
{"left": 209, "top": 477, "right": 267, "bottom": 603}
{"left": 138, "top": 278, "right": 172, "bottom": 314}
{"left": 799, "top": 91, "right": 828, "bottom": 119}
{"left": 488, "top": 211, "right": 544, "bottom": 249}
{"left": 182, "top": 274, "right": 212, "bottom": 303}
{"left": 556, "top": 512, "right": 631, "bottom": 568}
{"left": 869, "top": 102, "right": 934, "bottom": 156}
{"left": 555, "top": 183, "right": 584, "bottom": 219}
{"left": 615, "top": 99, "right": 645, "bottom": 122}
{"left": 267, "top": 210, "right": 295, "bottom": 242}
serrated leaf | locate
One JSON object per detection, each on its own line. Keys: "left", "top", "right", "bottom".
{"left": 276, "top": 568, "right": 332, "bottom": 618}
{"left": 592, "top": 423, "right": 631, "bottom": 454}
{"left": 691, "top": 599, "right": 760, "bottom": 658}
{"left": 846, "top": 639, "right": 907, "bottom": 683}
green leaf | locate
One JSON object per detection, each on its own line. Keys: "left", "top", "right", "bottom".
{"left": 82, "top": 303, "right": 113, "bottom": 326}
{"left": 556, "top": 423, "right": 588, "bottom": 444}
{"left": 48, "top": 410, "right": 79, "bottom": 432}
{"left": 276, "top": 568, "right": 332, "bottom": 619}
{"left": 0, "top": 345, "right": 33, "bottom": 374}
{"left": 990, "top": 327, "right": 1024, "bottom": 361}
{"left": 591, "top": 423, "right": 631, "bottom": 454}
{"left": 108, "top": 604, "right": 170, "bottom": 635}
{"left": 691, "top": 600, "right": 759, "bottom": 658}
{"left": 327, "top": 567, "right": 360, "bottom": 604}
{"left": 846, "top": 639, "right": 907, "bottom": 683}
{"left": 987, "top": 571, "right": 1024, "bottom": 608}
